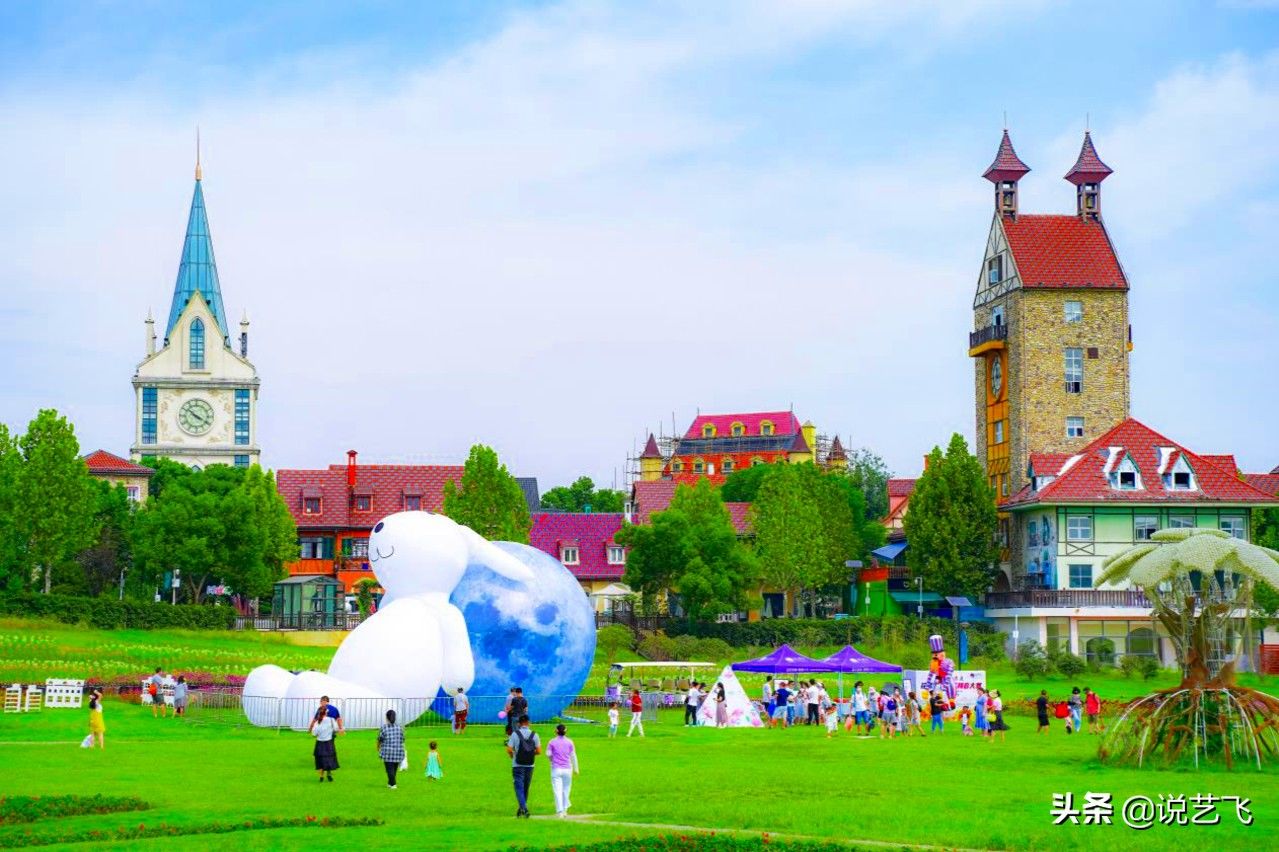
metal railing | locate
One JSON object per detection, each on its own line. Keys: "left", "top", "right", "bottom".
{"left": 969, "top": 323, "right": 1008, "bottom": 350}
{"left": 233, "top": 613, "right": 364, "bottom": 631}
{"left": 984, "top": 589, "right": 1152, "bottom": 609}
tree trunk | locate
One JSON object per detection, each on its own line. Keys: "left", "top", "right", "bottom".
{"left": 43, "top": 563, "right": 51, "bottom": 594}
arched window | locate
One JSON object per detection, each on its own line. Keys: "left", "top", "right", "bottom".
{"left": 693, "top": 458, "right": 705, "bottom": 474}
{"left": 721, "top": 458, "right": 734, "bottom": 474}
{"left": 760, "top": 420, "right": 774, "bottom": 436}
{"left": 731, "top": 422, "right": 745, "bottom": 437}
{"left": 672, "top": 460, "right": 684, "bottom": 473}
{"left": 189, "top": 318, "right": 205, "bottom": 369}
{"left": 702, "top": 423, "right": 716, "bottom": 438}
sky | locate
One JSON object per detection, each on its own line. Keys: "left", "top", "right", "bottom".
{"left": 2, "top": 0, "right": 1278, "bottom": 491}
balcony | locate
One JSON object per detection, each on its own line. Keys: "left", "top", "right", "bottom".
{"left": 984, "top": 589, "right": 1152, "bottom": 610}
{"left": 968, "top": 323, "right": 1008, "bottom": 356}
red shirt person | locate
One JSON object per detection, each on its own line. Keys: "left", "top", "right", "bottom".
{"left": 626, "top": 689, "right": 645, "bottom": 738}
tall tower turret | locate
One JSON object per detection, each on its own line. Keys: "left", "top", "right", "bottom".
{"left": 982, "top": 129, "right": 1031, "bottom": 217}
{"left": 1064, "top": 131, "right": 1112, "bottom": 221}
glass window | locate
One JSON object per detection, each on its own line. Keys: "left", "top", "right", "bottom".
{"left": 721, "top": 458, "right": 734, "bottom": 474}
{"left": 1169, "top": 515, "right": 1195, "bottom": 529}
{"left": 607, "top": 545, "right": 626, "bottom": 565}
{"left": 994, "top": 420, "right": 1004, "bottom": 444}
{"left": 731, "top": 423, "right": 744, "bottom": 437}
{"left": 672, "top": 460, "right": 684, "bottom": 473}
{"left": 1127, "top": 627, "right": 1157, "bottom": 658}
{"left": 693, "top": 458, "right": 705, "bottom": 474}
{"left": 987, "top": 256, "right": 1003, "bottom": 285}
{"left": 233, "top": 454, "right": 249, "bottom": 468}
{"left": 299, "top": 536, "right": 333, "bottom": 559}
{"left": 992, "top": 304, "right": 1005, "bottom": 326}
{"left": 1221, "top": 517, "right": 1245, "bottom": 539}
{"left": 760, "top": 422, "right": 775, "bottom": 436}
{"left": 126, "top": 485, "right": 141, "bottom": 502}
{"left": 702, "top": 424, "right": 715, "bottom": 438}
{"left": 234, "top": 389, "right": 250, "bottom": 446}
{"left": 1066, "top": 516, "right": 1092, "bottom": 541}
{"left": 141, "top": 387, "right": 158, "bottom": 445}
{"left": 1045, "top": 619, "right": 1069, "bottom": 655}
{"left": 303, "top": 497, "right": 321, "bottom": 515}
{"left": 353, "top": 495, "right": 372, "bottom": 512}
{"left": 404, "top": 495, "right": 422, "bottom": 511}
{"left": 343, "top": 538, "right": 369, "bottom": 558}
{"left": 1164, "top": 470, "right": 1194, "bottom": 490}
{"left": 189, "top": 318, "right": 205, "bottom": 370}
{"left": 1064, "top": 348, "right": 1083, "bottom": 393}
{"left": 1066, "top": 416, "right": 1084, "bottom": 438}
{"left": 1064, "top": 301, "right": 1083, "bottom": 323}
{"left": 1134, "top": 515, "right": 1158, "bottom": 541}
{"left": 1116, "top": 470, "right": 1138, "bottom": 490}
{"left": 561, "top": 546, "right": 580, "bottom": 565}
{"left": 1069, "top": 564, "right": 1092, "bottom": 588}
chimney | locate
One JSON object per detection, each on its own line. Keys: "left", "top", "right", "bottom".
{"left": 145, "top": 310, "right": 156, "bottom": 356}
{"left": 346, "top": 450, "right": 358, "bottom": 488}
{"left": 923, "top": 454, "right": 930, "bottom": 471}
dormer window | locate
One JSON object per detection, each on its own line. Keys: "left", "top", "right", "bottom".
{"left": 1108, "top": 456, "right": 1142, "bottom": 491}
{"left": 702, "top": 424, "right": 716, "bottom": 438}
{"left": 1162, "top": 456, "right": 1197, "bottom": 492}
{"left": 731, "top": 422, "right": 745, "bottom": 437}
{"left": 189, "top": 318, "right": 205, "bottom": 370}
{"left": 751, "top": 457, "right": 765, "bottom": 467}
{"left": 404, "top": 494, "right": 422, "bottom": 511}
{"left": 561, "top": 545, "right": 580, "bottom": 565}
{"left": 721, "top": 458, "right": 734, "bottom": 474}
{"left": 672, "top": 460, "right": 684, "bottom": 473}
{"left": 353, "top": 494, "right": 372, "bottom": 512}
{"left": 760, "top": 421, "right": 775, "bottom": 436}
{"left": 693, "top": 458, "right": 705, "bottom": 474}
{"left": 987, "top": 256, "right": 1003, "bottom": 285}
{"left": 607, "top": 545, "right": 626, "bottom": 565}
{"left": 303, "top": 497, "right": 321, "bottom": 514}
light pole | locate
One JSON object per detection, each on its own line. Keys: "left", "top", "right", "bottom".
{"left": 171, "top": 568, "right": 181, "bottom": 606}
{"left": 844, "top": 560, "right": 863, "bottom": 616}
{"left": 916, "top": 577, "right": 924, "bottom": 618}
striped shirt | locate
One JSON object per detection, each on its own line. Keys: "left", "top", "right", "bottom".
{"left": 377, "top": 723, "right": 405, "bottom": 762}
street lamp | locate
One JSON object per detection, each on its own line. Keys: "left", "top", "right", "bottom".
{"left": 171, "top": 568, "right": 181, "bottom": 606}
{"left": 916, "top": 576, "right": 924, "bottom": 618}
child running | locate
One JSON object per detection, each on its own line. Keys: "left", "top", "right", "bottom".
{"left": 424, "top": 741, "right": 443, "bottom": 780}
{"left": 825, "top": 701, "right": 840, "bottom": 738}
{"left": 607, "top": 702, "right": 619, "bottom": 738}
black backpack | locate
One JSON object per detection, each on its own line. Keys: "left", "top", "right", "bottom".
{"left": 513, "top": 729, "right": 537, "bottom": 766}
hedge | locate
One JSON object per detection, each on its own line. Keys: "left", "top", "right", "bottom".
{"left": 665, "top": 616, "right": 1005, "bottom": 659}
{"left": 0, "top": 594, "right": 237, "bottom": 631}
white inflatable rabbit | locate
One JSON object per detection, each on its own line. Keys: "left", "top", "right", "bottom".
{"left": 243, "top": 512, "right": 533, "bottom": 729}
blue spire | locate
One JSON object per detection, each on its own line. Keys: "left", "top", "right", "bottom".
{"left": 165, "top": 177, "right": 229, "bottom": 344}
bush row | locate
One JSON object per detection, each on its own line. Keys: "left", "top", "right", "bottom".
{"left": 0, "top": 795, "right": 148, "bottom": 826}
{"left": 0, "top": 595, "right": 236, "bottom": 631}
{"left": 516, "top": 834, "right": 882, "bottom": 851}
{"left": 664, "top": 617, "right": 1005, "bottom": 660}
{"left": 1, "top": 815, "right": 383, "bottom": 849}
{"left": 1013, "top": 640, "right": 1162, "bottom": 680}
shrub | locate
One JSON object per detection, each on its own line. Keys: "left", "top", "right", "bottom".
{"left": 896, "top": 648, "right": 930, "bottom": 671}
{"left": 0, "top": 795, "right": 148, "bottom": 825}
{"left": 665, "top": 616, "right": 997, "bottom": 650}
{"left": 692, "top": 637, "right": 732, "bottom": 663}
{"left": 1014, "top": 640, "right": 1053, "bottom": 679}
{"left": 595, "top": 625, "right": 634, "bottom": 663}
{"left": 1051, "top": 651, "right": 1087, "bottom": 678}
{"left": 1119, "top": 654, "right": 1161, "bottom": 680}
{"left": 0, "top": 595, "right": 236, "bottom": 631}
{"left": 670, "top": 635, "right": 701, "bottom": 661}
{"left": 636, "top": 631, "right": 676, "bottom": 661}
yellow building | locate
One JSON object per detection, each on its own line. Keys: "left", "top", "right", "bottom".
{"left": 83, "top": 450, "right": 155, "bottom": 503}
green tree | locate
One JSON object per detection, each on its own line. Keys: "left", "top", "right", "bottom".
{"left": 1254, "top": 507, "right": 1279, "bottom": 615}
{"left": 354, "top": 578, "right": 378, "bottom": 617}
{"left": 74, "top": 480, "right": 134, "bottom": 597}
{"left": 0, "top": 425, "right": 23, "bottom": 592}
{"left": 140, "top": 456, "right": 196, "bottom": 500}
{"left": 442, "top": 444, "right": 531, "bottom": 543}
{"left": 846, "top": 448, "right": 892, "bottom": 521}
{"left": 540, "top": 476, "right": 624, "bottom": 513}
{"left": 903, "top": 434, "right": 999, "bottom": 600}
{"left": 616, "top": 479, "right": 757, "bottom": 621}
{"left": 16, "top": 410, "right": 100, "bottom": 593}
{"left": 752, "top": 464, "right": 827, "bottom": 617}
{"left": 720, "top": 463, "right": 775, "bottom": 503}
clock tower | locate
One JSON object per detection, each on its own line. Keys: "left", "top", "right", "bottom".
{"left": 131, "top": 160, "right": 261, "bottom": 469}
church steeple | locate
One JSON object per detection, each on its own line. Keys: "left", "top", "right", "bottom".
{"left": 983, "top": 129, "right": 1031, "bottom": 217}
{"left": 165, "top": 169, "right": 229, "bottom": 345}
{"left": 1064, "top": 131, "right": 1112, "bottom": 221}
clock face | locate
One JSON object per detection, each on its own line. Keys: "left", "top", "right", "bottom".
{"left": 178, "top": 398, "right": 215, "bottom": 435}
{"left": 990, "top": 356, "right": 1003, "bottom": 398}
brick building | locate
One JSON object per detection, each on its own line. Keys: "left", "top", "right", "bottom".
{"left": 83, "top": 450, "right": 155, "bottom": 503}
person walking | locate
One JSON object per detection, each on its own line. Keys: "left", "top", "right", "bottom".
{"left": 771, "top": 681, "right": 790, "bottom": 728}
{"left": 851, "top": 682, "right": 869, "bottom": 735}
{"left": 762, "top": 675, "right": 775, "bottom": 719}
{"left": 988, "top": 690, "right": 1007, "bottom": 742}
{"left": 316, "top": 696, "right": 345, "bottom": 734}
{"left": 453, "top": 687, "right": 469, "bottom": 734}
{"left": 172, "top": 676, "right": 188, "bottom": 718}
{"left": 1066, "top": 687, "right": 1083, "bottom": 735}
{"left": 626, "top": 689, "right": 645, "bottom": 737}
{"left": 904, "top": 691, "right": 925, "bottom": 737}
{"left": 607, "top": 702, "right": 620, "bottom": 737}
{"left": 1035, "top": 690, "right": 1050, "bottom": 734}
{"left": 148, "top": 668, "right": 167, "bottom": 718}
{"left": 713, "top": 683, "right": 728, "bottom": 728}
{"left": 1084, "top": 687, "right": 1104, "bottom": 734}
{"left": 805, "top": 680, "right": 820, "bottom": 726}
{"left": 310, "top": 707, "right": 339, "bottom": 782}
{"left": 684, "top": 682, "right": 700, "bottom": 726}
{"left": 377, "top": 709, "right": 406, "bottom": 789}
{"left": 503, "top": 688, "right": 516, "bottom": 735}
{"left": 974, "top": 686, "right": 989, "bottom": 736}
{"left": 880, "top": 689, "right": 898, "bottom": 739}
{"left": 509, "top": 688, "right": 529, "bottom": 731}
{"left": 506, "top": 714, "right": 541, "bottom": 818}
{"left": 86, "top": 689, "right": 106, "bottom": 749}
{"left": 546, "top": 723, "right": 580, "bottom": 818}
{"left": 928, "top": 691, "right": 946, "bottom": 734}
{"left": 424, "top": 740, "right": 443, "bottom": 780}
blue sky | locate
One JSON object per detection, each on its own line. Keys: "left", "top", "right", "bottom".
{"left": 1, "top": 0, "right": 1277, "bottom": 488}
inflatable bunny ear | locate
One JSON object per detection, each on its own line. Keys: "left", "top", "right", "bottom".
{"left": 459, "top": 525, "right": 536, "bottom": 584}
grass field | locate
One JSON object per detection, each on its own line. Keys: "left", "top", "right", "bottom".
{"left": 4, "top": 617, "right": 1279, "bottom": 849}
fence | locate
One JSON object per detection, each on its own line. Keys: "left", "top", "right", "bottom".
{"left": 233, "top": 614, "right": 365, "bottom": 631}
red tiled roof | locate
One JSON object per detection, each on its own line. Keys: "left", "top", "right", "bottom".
{"left": 529, "top": 512, "right": 626, "bottom": 580}
{"left": 683, "top": 411, "right": 800, "bottom": 439}
{"left": 629, "top": 479, "right": 751, "bottom": 535}
{"left": 1005, "top": 418, "right": 1279, "bottom": 507}
{"left": 1028, "top": 453, "right": 1072, "bottom": 476}
{"left": 276, "top": 464, "right": 464, "bottom": 529}
{"left": 1244, "top": 474, "right": 1279, "bottom": 498}
{"left": 1201, "top": 455, "right": 1239, "bottom": 475}
{"left": 789, "top": 431, "right": 810, "bottom": 453}
{"left": 826, "top": 435, "right": 847, "bottom": 461}
{"left": 887, "top": 478, "right": 917, "bottom": 498}
{"left": 640, "top": 433, "right": 662, "bottom": 459}
{"left": 1064, "top": 131, "right": 1113, "bottom": 185}
{"left": 982, "top": 129, "right": 1031, "bottom": 183}
{"left": 1001, "top": 214, "right": 1127, "bottom": 290}
{"left": 83, "top": 450, "right": 154, "bottom": 477}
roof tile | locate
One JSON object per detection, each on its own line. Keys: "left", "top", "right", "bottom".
{"left": 1002, "top": 214, "right": 1127, "bottom": 290}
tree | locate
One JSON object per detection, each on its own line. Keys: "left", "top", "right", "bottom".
{"left": 540, "top": 476, "right": 624, "bottom": 513}
{"left": 442, "top": 444, "right": 531, "bottom": 543}
{"left": 140, "top": 456, "right": 196, "bottom": 500}
{"left": 720, "top": 463, "right": 774, "bottom": 503}
{"left": 0, "top": 425, "right": 23, "bottom": 593}
{"left": 903, "top": 434, "right": 999, "bottom": 600}
{"left": 75, "top": 480, "right": 134, "bottom": 597}
{"left": 616, "top": 479, "right": 757, "bottom": 621}
{"left": 1254, "top": 508, "right": 1279, "bottom": 615}
{"left": 15, "top": 410, "right": 100, "bottom": 593}
{"left": 752, "top": 464, "right": 827, "bottom": 617}
{"left": 846, "top": 448, "right": 892, "bottom": 522}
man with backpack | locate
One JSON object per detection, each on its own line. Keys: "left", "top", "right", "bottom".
{"left": 505, "top": 714, "right": 541, "bottom": 818}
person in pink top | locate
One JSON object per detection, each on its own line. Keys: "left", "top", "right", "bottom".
{"left": 545, "top": 723, "right": 580, "bottom": 818}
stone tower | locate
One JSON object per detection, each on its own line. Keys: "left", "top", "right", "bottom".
{"left": 970, "top": 130, "right": 1131, "bottom": 499}
{"left": 131, "top": 161, "right": 261, "bottom": 469}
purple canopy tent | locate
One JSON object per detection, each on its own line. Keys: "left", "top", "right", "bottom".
{"left": 730, "top": 644, "right": 839, "bottom": 674}
{"left": 822, "top": 645, "right": 903, "bottom": 698}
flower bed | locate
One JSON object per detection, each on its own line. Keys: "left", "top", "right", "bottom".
{"left": 0, "top": 796, "right": 148, "bottom": 826}
{"left": 513, "top": 834, "right": 889, "bottom": 851}
{"left": 0, "top": 815, "right": 382, "bottom": 848}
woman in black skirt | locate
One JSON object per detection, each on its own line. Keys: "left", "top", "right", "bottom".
{"left": 310, "top": 708, "right": 339, "bottom": 781}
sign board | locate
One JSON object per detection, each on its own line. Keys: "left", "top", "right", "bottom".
{"left": 904, "top": 669, "right": 986, "bottom": 717}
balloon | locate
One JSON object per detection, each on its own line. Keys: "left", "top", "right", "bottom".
{"left": 498, "top": 710, "right": 508, "bottom": 720}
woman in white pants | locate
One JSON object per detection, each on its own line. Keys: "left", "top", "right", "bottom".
{"left": 545, "top": 723, "right": 580, "bottom": 818}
